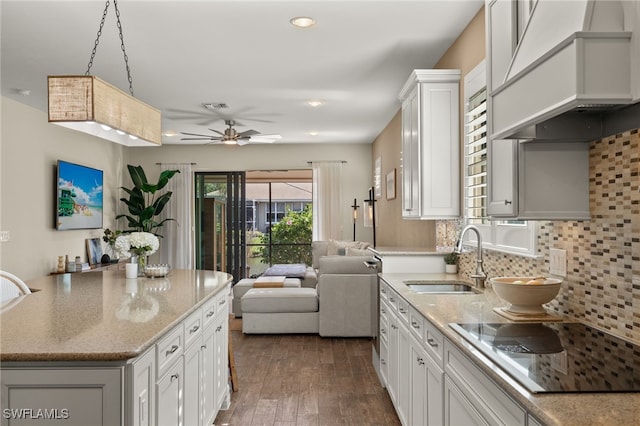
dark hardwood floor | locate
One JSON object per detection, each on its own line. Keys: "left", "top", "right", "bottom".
{"left": 214, "top": 325, "right": 401, "bottom": 425}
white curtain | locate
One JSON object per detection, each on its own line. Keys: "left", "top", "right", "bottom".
{"left": 312, "top": 161, "right": 344, "bottom": 241}
{"left": 158, "top": 163, "right": 194, "bottom": 269}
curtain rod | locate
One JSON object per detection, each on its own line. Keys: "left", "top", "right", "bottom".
{"left": 306, "top": 160, "right": 347, "bottom": 165}
{"left": 155, "top": 162, "right": 196, "bottom": 165}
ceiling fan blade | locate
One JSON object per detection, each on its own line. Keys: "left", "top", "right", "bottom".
{"left": 236, "top": 138, "right": 250, "bottom": 146}
{"left": 180, "top": 131, "right": 216, "bottom": 138}
{"left": 180, "top": 137, "right": 216, "bottom": 141}
{"left": 208, "top": 128, "right": 225, "bottom": 136}
{"left": 253, "top": 134, "right": 281, "bottom": 139}
{"left": 247, "top": 138, "right": 276, "bottom": 143}
{"left": 237, "top": 129, "right": 260, "bottom": 138}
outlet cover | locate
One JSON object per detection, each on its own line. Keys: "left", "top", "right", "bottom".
{"left": 549, "top": 248, "right": 567, "bottom": 277}
{"left": 0, "top": 231, "right": 9, "bottom": 242}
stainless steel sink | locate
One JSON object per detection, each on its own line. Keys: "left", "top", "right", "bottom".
{"left": 403, "top": 280, "right": 480, "bottom": 294}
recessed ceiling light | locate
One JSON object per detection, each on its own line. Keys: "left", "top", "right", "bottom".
{"left": 290, "top": 16, "right": 315, "bottom": 28}
{"left": 306, "top": 100, "right": 323, "bottom": 107}
{"left": 309, "top": 131, "right": 319, "bottom": 136}
{"left": 163, "top": 131, "right": 178, "bottom": 137}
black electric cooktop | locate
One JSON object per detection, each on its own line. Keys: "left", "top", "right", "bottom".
{"left": 449, "top": 322, "right": 640, "bottom": 393}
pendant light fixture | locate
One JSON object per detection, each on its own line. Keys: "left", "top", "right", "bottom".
{"left": 48, "top": 0, "right": 161, "bottom": 147}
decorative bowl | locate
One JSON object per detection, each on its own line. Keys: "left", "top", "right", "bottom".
{"left": 490, "top": 276, "right": 562, "bottom": 314}
{"left": 144, "top": 264, "right": 170, "bottom": 278}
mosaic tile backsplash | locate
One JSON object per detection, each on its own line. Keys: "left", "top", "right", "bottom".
{"left": 439, "top": 129, "right": 639, "bottom": 344}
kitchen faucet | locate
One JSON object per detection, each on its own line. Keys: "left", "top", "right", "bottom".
{"left": 455, "top": 225, "right": 487, "bottom": 289}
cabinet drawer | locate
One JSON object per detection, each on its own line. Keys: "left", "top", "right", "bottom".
{"left": 397, "top": 298, "right": 409, "bottom": 325}
{"left": 423, "top": 319, "right": 444, "bottom": 368}
{"left": 379, "top": 302, "right": 389, "bottom": 344}
{"left": 408, "top": 306, "right": 424, "bottom": 341}
{"left": 156, "top": 325, "right": 184, "bottom": 378}
{"left": 201, "top": 296, "right": 217, "bottom": 330}
{"left": 184, "top": 307, "right": 203, "bottom": 349}
{"left": 379, "top": 280, "right": 390, "bottom": 302}
{"left": 386, "top": 289, "right": 399, "bottom": 313}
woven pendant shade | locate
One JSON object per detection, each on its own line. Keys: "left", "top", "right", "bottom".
{"left": 48, "top": 75, "right": 161, "bottom": 147}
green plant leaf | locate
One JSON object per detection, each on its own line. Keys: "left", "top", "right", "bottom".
{"left": 156, "top": 170, "right": 180, "bottom": 191}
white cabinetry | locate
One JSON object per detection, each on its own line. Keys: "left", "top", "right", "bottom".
{"left": 444, "top": 340, "right": 526, "bottom": 425}
{"left": 130, "top": 346, "right": 155, "bottom": 426}
{"left": 485, "top": 0, "right": 591, "bottom": 220}
{"left": 487, "top": 139, "right": 590, "bottom": 219}
{"left": 398, "top": 69, "right": 461, "bottom": 219}
{"left": 379, "top": 280, "right": 444, "bottom": 426}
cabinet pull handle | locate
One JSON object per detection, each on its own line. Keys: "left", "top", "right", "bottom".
{"left": 381, "top": 288, "right": 386, "bottom": 294}
{"left": 190, "top": 325, "right": 200, "bottom": 334}
{"left": 166, "top": 344, "right": 179, "bottom": 356}
{"left": 170, "top": 373, "right": 179, "bottom": 382}
{"left": 206, "top": 310, "right": 215, "bottom": 318}
{"left": 219, "top": 299, "right": 226, "bottom": 305}
{"left": 411, "top": 321, "right": 420, "bottom": 329}
{"left": 381, "top": 328, "right": 386, "bottom": 334}
{"left": 381, "top": 359, "right": 386, "bottom": 365}
{"left": 201, "top": 344, "right": 207, "bottom": 350}
{"left": 390, "top": 297, "right": 395, "bottom": 303}
{"left": 417, "top": 357, "right": 425, "bottom": 366}
{"left": 216, "top": 325, "right": 222, "bottom": 332}
{"left": 504, "top": 200, "right": 512, "bottom": 205}
{"left": 399, "top": 307, "right": 406, "bottom": 314}
{"left": 427, "top": 338, "right": 438, "bottom": 348}
{"left": 381, "top": 308, "right": 386, "bottom": 314}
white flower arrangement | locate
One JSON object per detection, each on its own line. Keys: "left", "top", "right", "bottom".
{"left": 114, "top": 232, "right": 159, "bottom": 259}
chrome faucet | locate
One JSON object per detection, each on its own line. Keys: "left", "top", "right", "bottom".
{"left": 455, "top": 225, "right": 487, "bottom": 289}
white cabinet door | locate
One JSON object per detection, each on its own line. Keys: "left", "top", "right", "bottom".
{"left": 487, "top": 138, "right": 518, "bottom": 216}
{"left": 213, "top": 309, "right": 230, "bottom": 411}
{"left": 387, "top": 311, "right": 399, "bottom": 406}
{"left": 131, "top": 347, "right": 156, "bottom": 426}
{"left": 487, "top": 0, "right": 516, "bottom": 92}
{"left": 183, "top": 341, "right": 201, "bottom": 426}
{"left": 399, "top": 70, "right": 460, "bottom": 220}
{"left": 444, "top": 376, "right": 488, "bottom": 426}
{"left": 200, "top": 322, "right": 217, "bottom": 426}
{"left": 402, "top": 86, "right": 421, "bottom": 218}
{"left": 410, "top": 335, "right": 444, "bottom": 426}
{"left": 396, "top": 320, "right": 410, "bottom": 425}
{"left": 156, "top": 357, "right": 184, "bottom": 426}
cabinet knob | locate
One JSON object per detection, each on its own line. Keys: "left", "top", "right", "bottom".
{"left": 219, "top": 299, "right": 226, "bottom": 306}
{"left": 411, "top": 321, "right": 420, "bottom": 329}
{"left": 417, "top": 357, "right": 425, "bottom": 366}
{"left": 216, "top": 325, "right": 222, "bottom": 332}
{"left": 170, "top": 374, "right": 179, "bottom": 382}
{"left": 381, "top": 359, "right": 386, "bottom": 365}
{"left": 390, "top": 297, "right": 395, "bottom": 303}
{"left": 190, "top": 325, "right": 200, "bottom": 334}
{"left": 206, "top": 310, "right": 215, "bottom": 318}
{"left": 381, "top": 308, "right": 386, "bottom": 314}
{"left": 504, "top": 199, "right": 512, "bottom": 205}
{"left": 165, "top": 344, "right": 179, "bottom": 356}
{"left": 201, "top": 344, "right": 207, "bottom": 350}
{"left": 381, "top": 328, "right": 386, "bottom": 334}
{"left": 427, "top": 338, "right": 438, "bottom": 348}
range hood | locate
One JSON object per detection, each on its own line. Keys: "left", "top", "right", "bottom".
{"left": 490, "top": 0, "right": 638, "bottom": 141}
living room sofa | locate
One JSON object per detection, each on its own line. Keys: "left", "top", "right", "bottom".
{"left": 240, "top": 240, "right": 380, "bottom": 337}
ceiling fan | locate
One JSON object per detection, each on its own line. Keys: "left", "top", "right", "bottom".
{"left": 180, "top": 120, "right": 281, "bottom": 146}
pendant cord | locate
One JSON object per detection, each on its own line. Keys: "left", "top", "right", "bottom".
{"left": 85, "top": 0, "right": 134, "bottom": 96}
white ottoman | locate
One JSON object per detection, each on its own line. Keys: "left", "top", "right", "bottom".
{"left": 241, "top": 287, "right": 319, "bottom": 334}
{"left": 232, "top": 277, "right": 301, "bottom": 317}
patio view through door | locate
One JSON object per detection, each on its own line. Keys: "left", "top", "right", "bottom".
{"left": 195, "top": 170, "right": 313, "bottom": 281}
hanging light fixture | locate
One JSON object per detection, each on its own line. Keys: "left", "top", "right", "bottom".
{"left": 48, "top": 0, "right": 161, "bottom": 147}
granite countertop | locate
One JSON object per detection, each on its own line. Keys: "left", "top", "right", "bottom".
{"left": 0, "top": 269, "right": 233, "bottom": 362}
{"left": 379, "top": 272, "right": 640, "bottom": 426}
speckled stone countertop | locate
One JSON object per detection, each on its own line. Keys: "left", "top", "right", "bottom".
{"left": 380, "top": 273, "right": 640, "bottom": 426}
{"left": 0, "top": 269, "right": 232, "bottom": 362}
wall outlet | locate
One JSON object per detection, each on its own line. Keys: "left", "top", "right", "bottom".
{"left": 0, "top": 231, "right": 10, "bottom": 242}
{"left": 549, "top": 248, "right": 567, "bottom": 277}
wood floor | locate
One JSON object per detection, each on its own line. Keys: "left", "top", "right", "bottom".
{"left": 214, "top": 325, "right": 401, "bottom": 426}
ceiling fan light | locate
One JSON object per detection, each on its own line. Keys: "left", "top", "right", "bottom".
{"left": 223, "top": 140, "right": 237, "bottom": 145}
{"left": 290, "top": 16, "right": 315, "bottom": 28}
{"left": 306, "top": 100, "right": 323, "bottom": 107}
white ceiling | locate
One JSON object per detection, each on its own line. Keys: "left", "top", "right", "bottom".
{"left": 1, "top": 0, "right": 483, "bottom": 145}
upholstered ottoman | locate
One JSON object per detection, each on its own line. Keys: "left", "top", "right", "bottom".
{"left": 232, "top": 277, "right": 301, "bottom": 317}
{"left": 241, "top": 287, "right": 319, "bottom": 334}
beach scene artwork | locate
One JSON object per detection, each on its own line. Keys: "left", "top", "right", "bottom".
{"left": 57, "top": 160, "right": 103, "bottom": 230}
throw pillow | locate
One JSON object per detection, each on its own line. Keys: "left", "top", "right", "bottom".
{"left": 346, "top": 247, "right": 371, "bottom": 256}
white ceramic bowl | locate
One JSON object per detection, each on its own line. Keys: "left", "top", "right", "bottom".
{"left": 490, "top": 276, "right": 562, "bottom": 314}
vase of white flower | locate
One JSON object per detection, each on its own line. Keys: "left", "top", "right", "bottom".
{"left": 115, "top": 232, "right": 160, "bottom": 277}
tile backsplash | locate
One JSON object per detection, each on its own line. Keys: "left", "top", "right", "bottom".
{"left": 440, "top": 128, "right": 639, "bottom": 344}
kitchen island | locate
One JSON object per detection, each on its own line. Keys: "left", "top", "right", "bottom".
{"left": 0, "top": 269, "right": 233, "bottom": 426}
{"left": 379, "top": 273, "right": 640, "bottom": 426}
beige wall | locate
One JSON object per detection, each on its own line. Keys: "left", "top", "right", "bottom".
{"left": 372, "top": 7, "right": 486, "bottom": 248}
{"left": 0, "top": 97, "right": 373, "bottom": 280}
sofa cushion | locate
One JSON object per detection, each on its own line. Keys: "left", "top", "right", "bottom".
{"left": 318, "top": 255, "right": 377, "bottom": 275}
{"left": 241, "top": 288, "right": 318, "bottom": 313}
{"left": 312, "top": 241, "right": 329, "bottom": 269}
{"left": 263, "top": 263, "right": 307, "bottom": 278}
{"left": 326, "top": 239, "right": 370, "bottom": 256}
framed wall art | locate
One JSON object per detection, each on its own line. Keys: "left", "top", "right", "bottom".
{"left": 386, "top": 169, "right": 396, "bottom": 200}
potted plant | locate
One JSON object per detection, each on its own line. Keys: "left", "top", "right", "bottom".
{"left": 444, "top": 252, "right": 459, "bottom": 274}
{"left": 117, "top": 165, "right": 180, "bottom": 235}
